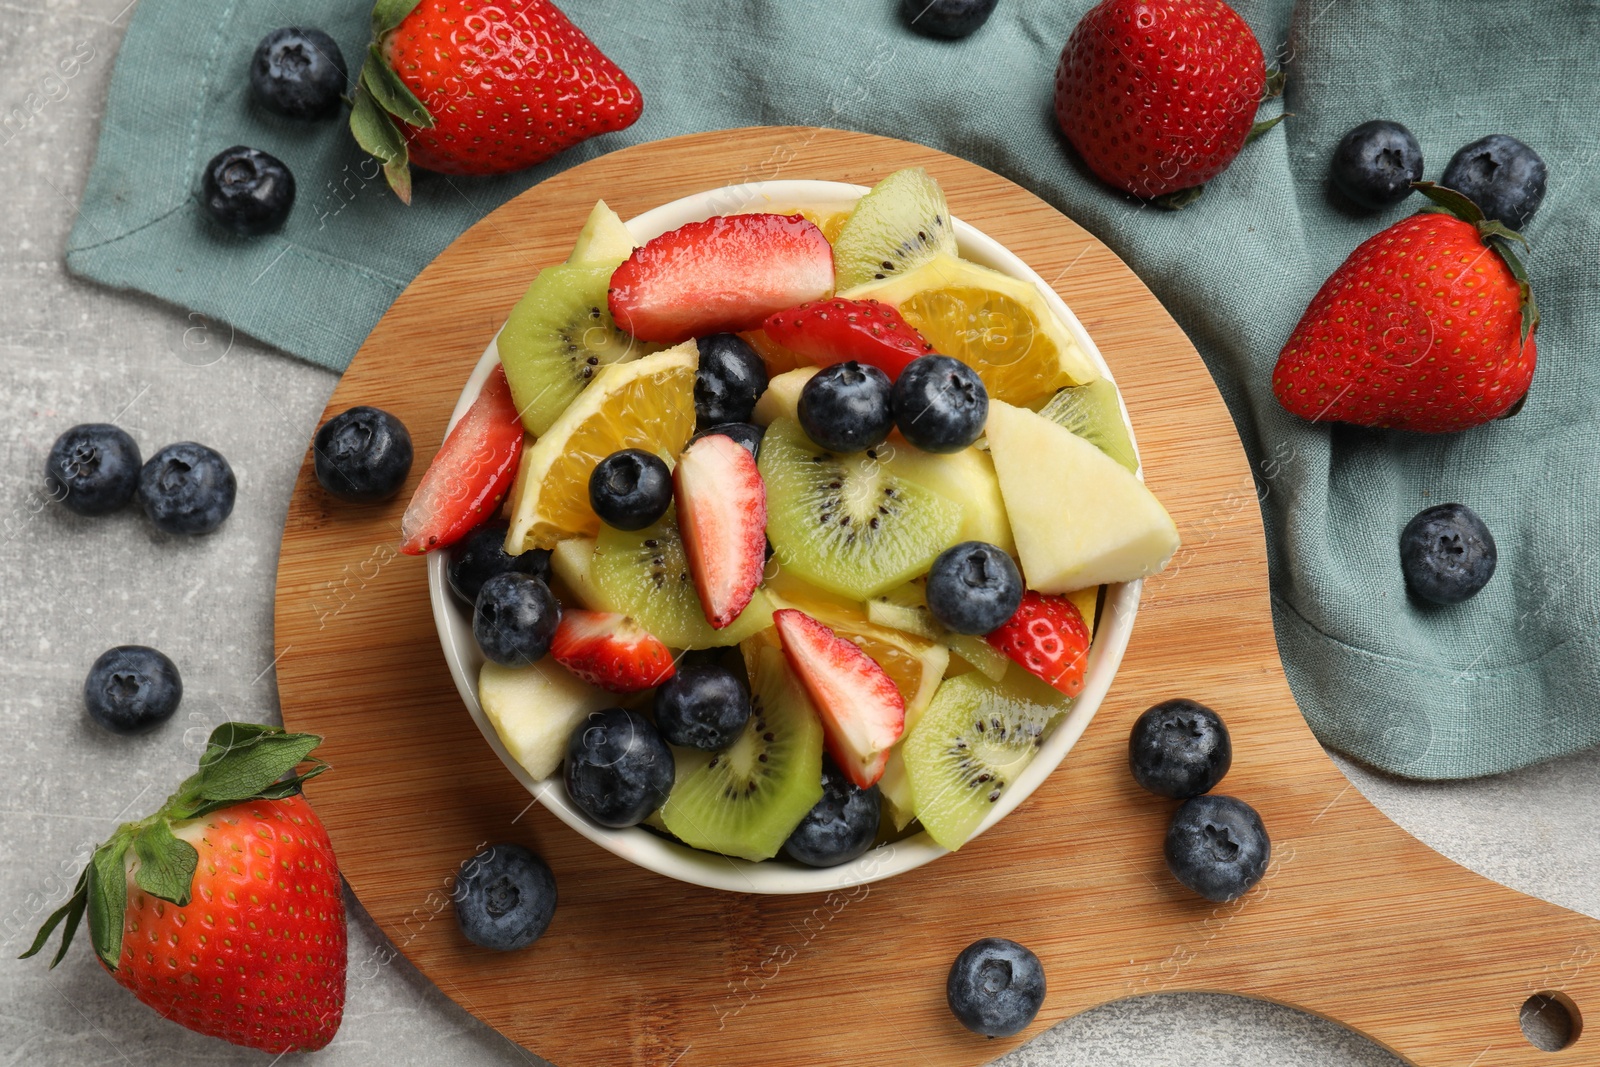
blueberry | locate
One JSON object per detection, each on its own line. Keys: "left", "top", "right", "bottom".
{"left": 588, "top": 449, "right": 672, "bottom": 531}
{"left": 797, "top": 361, "right": 894, "bottom": 453}
{"left": 1330, "top": 120, "right": 1424, "bottom": 211}
{"left": 1441, "top": 134, "right": 1547, "bottom": 231}
{"left": 891, "top": 355, "right": 989, "bottom": 453}
{"left": 250, "top": 27, "right": 348, "bottom": 121}
{"left": 653, "top": 664, "right": 751, "bottom": 751}
{"left": 312, "top": 406, "right": 413, "bottom": 502}
{"left": 902, "top": 0, "right": 1000, "bottom": 39}
{"left": 138, "top": 442, "right": 236, "bottom": 536}
{"left": 201, "top": 146, "right": 295, "bottom": 236}
{"left": 452, "top": 843, "right": 556, "bottom": 952}
{"left": 1165, "top": 794, "right": 1270, "bottom": 902}
{"left": 564, "top": 707, "right": 674, "bottom": 828}
{"left": 449, "top": 519, "right": 551, "bottom": 603}
{"left": 924, "top": 541, "right": 1023, "bottom": 635}
{"left": 689, "top": 422, "right": 764, "bottom": 462}
{"left": 45, "top": 424, "right": 141, "bottom": 516}
{"left": 1399, "top": 502, "right": 1497, "bottom": 605}
{"left": 473, "top": 572, "right": 560, "bottom": 667}
{"left": 695, "top": 334, "right": 768, "bottom": 426}
{"left": 946, "top": 937, "right": 1047, "bottom": 1038}
{"left": 83, "top": 646, "right": 182, "bottom": 735}
{"left": 1128, "top": 699, "right": 1232, "bottom": 799}
{"left": 784, "top": 761, "right": 881, "bottom": 868}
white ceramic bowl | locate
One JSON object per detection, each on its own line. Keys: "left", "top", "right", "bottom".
{"left": 429, "top": 180, "right": 1144, "bottom": 894}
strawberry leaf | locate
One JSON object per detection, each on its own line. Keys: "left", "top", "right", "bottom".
{"left": 371, "top": 0, "right": 425, "bottom": 36}
{"left": 350, "top": 84, "right": 413, "bottom": 204}
{"left": 87, "top": 837, "right": 131, "bottom": 969}
{"left": 131, "top": 820, "right": 199, "bottom": 907}
{"left": 1262, "top": 67, "right": 1287, "bottom": 101}
{"left": 1486, "top": 234, "right": 1541, "bottom": 344}
{"left": 1245, "top": 113, "right": 1288, "bottom": 146}
{"left": 1152, "top": 185, "right": 1205, "bottom": 211}
{"left": 362, "top": 45, "right": 434, "bottom": 129}
{"left": 186, "top": 726, "right": 324, "bottom": 808}
{"left": 18, "top": 868, "right": 87, "bottom": 967}
{"left": 1411, "top": 181, "right": 1486, "bottom": 224}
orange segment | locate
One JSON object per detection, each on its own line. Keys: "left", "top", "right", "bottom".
{"left": 506, "top": 342, "right": 698, "bottom": 551}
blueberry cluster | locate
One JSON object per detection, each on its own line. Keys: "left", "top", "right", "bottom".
{"left": 1128, "top": 698, "right": 1271, "bottom": 903}
{"left": 46, "top": 423, "right": 236, "bottom": 536}
{"left": 200, "top": 28, "right": 352, "bottom": 237}
{"left": 1330, "top": 120, "right": 1546, "bottom": 230}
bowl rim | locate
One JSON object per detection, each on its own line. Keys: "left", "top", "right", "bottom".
{"left": 428, "top": 178, "right": 1145, "bottom": 895}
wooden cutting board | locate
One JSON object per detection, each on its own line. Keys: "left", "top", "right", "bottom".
{"left": 273, "top": 127, "right": 1594, "bottom": 1066}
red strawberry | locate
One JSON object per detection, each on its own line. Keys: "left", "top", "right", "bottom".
{"left": 400, "top": 365, "right": 525, "bottom": 555}
{"left": 773, "top": 608, "right": 905, "bottom": 787}
{"left": 25, "top": 725, "right": 345, "bottom": 1054}
{"left": 353, "top": 0, "right": 643, "bottom": 201}
{"left": 1273, "top": 185, "right": 1538, "bottom": 432}
{"left": 1053, "top": 0, "right": 1274, "bottom": 202}
{"left": 988, "top": 591, "right": 1092, "bottom": 698}
{"left": 761, "top": 298, "right": 935, "bottom": 380}
{"left": 551, "top": 608, "right": 675, "bottom": 691}
{"left": 675, "top": 433, "right": 767, "bottom": 628}
{"left": 609, "top": 214, "right": 834, "bottom": 344}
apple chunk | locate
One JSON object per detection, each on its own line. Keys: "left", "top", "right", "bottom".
{"left": 985, "top": 400, "right": 1178, "bottom": 592}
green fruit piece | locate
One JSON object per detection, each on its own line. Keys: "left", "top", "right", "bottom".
{"left": 904, "top": 672, "right": 1063, "bottom": 851}
{"left": 1037, "top": 378, "right": 1140, "bottom": 473}
{"left": 833, "top": 167, "right": 959, "bottom": 291}
{"left": 567, "top": 200, "right": 634, "bottom": 266}
{"left": 591, "top": 507, "right": 774, "bottom": 648}
{"left": 498, "top": 264, "right": 657, "bottom": 437}
{"left": 760, "top": 418, "right": 961, "bottom": 600}
{"left": 867, "top": 582, "right": 1011, "bottom": 682}
{"left": 659, "top": 646, "right": 824, "bottom": 861}
{"left": 642, "top": 745, "right": 713, "bottom": 834}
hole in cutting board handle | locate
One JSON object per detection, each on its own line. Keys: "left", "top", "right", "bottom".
{"left": 1520, "top": 991, "right": 1582, "bottom": 1052}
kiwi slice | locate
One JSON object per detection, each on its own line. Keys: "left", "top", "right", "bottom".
{"left": 833, "top": 168, "right": 959, "bottom": 291}
{"left": 591, "top": 507, "right": 774, "bottom": 649}
{"left": 1037, "top": 379, "right": 1139, "bottom": 473}
{"left": 760, "top": 418, "right": 961, "bottom": 600}
{"left": 498, "top": 265, "right": 656, "bottom": 436}
{"left": 659, "top": 646, "right": 824, "bottom": 861}
{"left": 903, "top": 673, "right": 1063, "bottom": 850}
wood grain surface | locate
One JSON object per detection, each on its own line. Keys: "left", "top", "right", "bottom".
{"left": 273, "top": 128, "right": 1595, "bottom": 1066}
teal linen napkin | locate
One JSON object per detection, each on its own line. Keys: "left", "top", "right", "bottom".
{"left": 68, "top": 0, "right": 1600, "bottom": 779}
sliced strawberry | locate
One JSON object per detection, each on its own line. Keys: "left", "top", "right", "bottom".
{"left": 773, "top": 608, "right": 905, "bottom": 788}
{"left": 762, "top": 298, "right": 935, "bottom": 380}
{"left": 399, "top": 365, "right": 524, "bottom": 555}
{"left": 608, "top": 214, "right": 834, "bottom": 344}
{"left": 675, "top": 433, "right": 766, "bottom": 628}
{"left": 987, "top": 591, "right": 1091, "bottom": 697}
{"left": 551, "top": 609, "right": 675, "bottom": 692}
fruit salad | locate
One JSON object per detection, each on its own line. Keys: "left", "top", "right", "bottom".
{"left": 404, "top": 168, "right": 1181, "bottom": 866}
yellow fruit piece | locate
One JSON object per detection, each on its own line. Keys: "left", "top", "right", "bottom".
{"left": 506, "top": 342, "right": 698, "bottom": 551}
{"left": 985, "top": 400, "right": 1179, "bottom": 591}
{"left": 843, "top": 253, "right": 1099, "bottom": 405}
{"left": 478, "top": 660, "right": 614, "bottom": 781}
{"left": 751, "top": 366, "right": 818, "bottom": 425}
{"left": 567, "top": 199, "right": 634, "bottom": 266}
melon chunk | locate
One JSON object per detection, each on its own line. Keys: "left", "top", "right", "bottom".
{"left": 985, "top": 401, "right": 1178, "bottom": 592}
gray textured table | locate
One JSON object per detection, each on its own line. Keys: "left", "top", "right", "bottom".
{"left": 3, "top": 3, "right": 1596, "bottom": 1064}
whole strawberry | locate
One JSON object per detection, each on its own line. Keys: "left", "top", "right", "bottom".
{"left": 24, "top": 725, "right": 346, "bottom": 1054}
{"left": 1273, "top": 184, "right": 1539, "bottom": 433}
{"left": 351, "top": 0, "right": 643, "bottom": 201}
{"left": 1053, "top": 0, "right": 1277, "bottom": 203}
